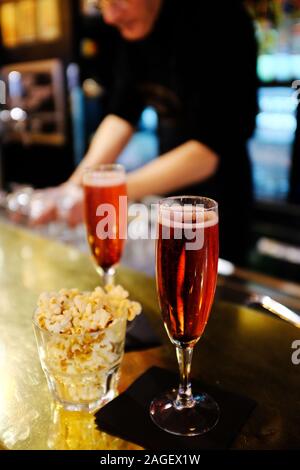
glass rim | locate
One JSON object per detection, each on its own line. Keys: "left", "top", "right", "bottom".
{"left": 83, "top": 164, "right": 125, "bottom": 175}
{"left": 158, "top": 196, "right": 218, "bottom": 212}
{"left": 32, "top": 311, "right": 127, "bottom": 339}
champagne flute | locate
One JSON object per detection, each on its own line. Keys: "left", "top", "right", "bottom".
{"left": 150, "top": 196, "right": 220, "bottom": 436}
{"left": 83, "top": 164, "right": 127, "bottom": 286}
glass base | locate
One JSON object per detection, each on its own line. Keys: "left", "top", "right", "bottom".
{"left": 150, "top": 389, "right": 220, "bottom": 436}
{"left": 55, "top": 387, "right": 118, "bottom": 413}
{"left": 44, "top": 366, "right": 122, "bottom": 414}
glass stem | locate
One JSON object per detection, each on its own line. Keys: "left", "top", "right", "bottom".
{"left": 103, "top": 268, "right": 115, "bottom": 286}
{"left": 175, "top": 345, "right": 195, "bottom": 410}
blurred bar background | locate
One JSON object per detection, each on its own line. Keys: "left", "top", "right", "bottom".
{"left": 0, "top": 0, "right": 300, "bottom": 281}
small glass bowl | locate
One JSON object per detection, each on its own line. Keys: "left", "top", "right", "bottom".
{"left": 33, "top": 314, "right": 127, "bottom": 412}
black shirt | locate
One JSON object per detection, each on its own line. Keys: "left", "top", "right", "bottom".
{"left": 105, "top": 0, "right": 258, "bottom": 264}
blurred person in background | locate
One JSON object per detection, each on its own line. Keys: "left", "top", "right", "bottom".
{"left": 32, "top": 0, "right": 258, "bottom": 265}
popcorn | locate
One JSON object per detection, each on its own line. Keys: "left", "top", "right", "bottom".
{"left": 35, "top": 285, "right": 142, "bottom": 335}
{"left": 33, "top": 285, "right": 142, "bottom": 410}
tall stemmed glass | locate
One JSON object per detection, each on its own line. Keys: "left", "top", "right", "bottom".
{"left": 83, "top": 164, "right": 127, "bottom": 286}
{"left": 150, "top": 196, "right": 220, "bottom": 436}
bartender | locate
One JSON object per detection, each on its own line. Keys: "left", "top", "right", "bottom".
{"left": 36, "top": 0, "right": 258, "bottom": 265}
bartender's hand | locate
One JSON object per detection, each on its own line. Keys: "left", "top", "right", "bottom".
{"left": 29, "top": 182, "right": 84, "bottom": 227}
{"left": 29, "top": 115, "right": 133, "bottom": 226}
{"left": 57, "top": 182, "right": 84, "bottom": 227}
{"left": 28, "top": 187, "right": 58, "bottom": 226}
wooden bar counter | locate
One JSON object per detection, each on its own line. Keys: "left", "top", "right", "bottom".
{"left": 0, "top": 221, "right": 299, "bottom": 450}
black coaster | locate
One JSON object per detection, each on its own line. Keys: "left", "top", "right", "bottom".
{"left": 95, "top": 367, "right": 256, "bottom": 450}
{"left": 125, "top": 313, "right": 161, "bottom": 352}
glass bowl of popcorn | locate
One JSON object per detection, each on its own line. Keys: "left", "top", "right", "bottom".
{"left": 33, "top": 285, "right": 141, "bottom": 412}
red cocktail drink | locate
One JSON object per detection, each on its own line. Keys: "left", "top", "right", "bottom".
{"left": 151, "top": 197, "right": 220, "bottom": 437}
{"left": 157, "top": 209, "right": 219, "bottom": 344}
{"left": 83, "top": 165, "right": 127, "bottom": 284}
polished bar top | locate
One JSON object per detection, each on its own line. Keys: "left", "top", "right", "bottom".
{"left": 0, "top": 221, "right": 299, "bottom": 450}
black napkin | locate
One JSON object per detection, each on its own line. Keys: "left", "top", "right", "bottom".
{"left": 96, "top": 367, "right": 256, "bottom": 450}
{"left": 125, "top": 313, "right": 161, "bottom": 352}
